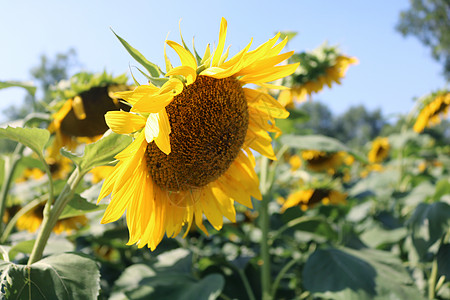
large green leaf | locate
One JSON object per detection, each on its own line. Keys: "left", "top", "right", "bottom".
{"left": 303, "top": 246, "right": 423, "bottom": 300}
{"left": 61, "top": 131, "right": 132, "bottom": 174}
{"left": 280, "top": 134, "right": 366, "bottom": 162}
{"left": 112, "top": 29, "right": 161, "bottom": 78}
{"left": 407, "top": 202, "right": 450, "bottom": 258}
{"left": 113, "top": 250, "right": 224, "bottom": 300}
{"left": 0, "top": 253, "right": 100, "bottom": 300}
{"left": 0, "top": 127, "right": 50, "bottom": 161}
{"left": 125, "top": 273, "right": 224, "bottom": 300}
{"left": 0, "top": 81, "right": 36, "bottom": 96}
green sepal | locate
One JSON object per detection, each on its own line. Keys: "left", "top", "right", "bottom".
{"left": 112, "top": 29, "right": 161, "bottom": 78}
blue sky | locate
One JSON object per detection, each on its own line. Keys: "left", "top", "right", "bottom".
{"left": 0, "top": 0, "right": 447, "bottom": 123}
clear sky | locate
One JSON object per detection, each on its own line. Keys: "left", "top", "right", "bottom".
{"left": 0, "top": 0, "right": 447, "bottom": 123}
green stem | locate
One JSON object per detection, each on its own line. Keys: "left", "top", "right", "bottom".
{"left": 28, "top": 167, "right": 83, "bottom": 265}
{"left": 271, "top": 257, "right": 300, "bottom": 298}
{"left": 259, "top": 156, "right": 272, "bottom": 300}
{"left": 0, "top": 144, "right": 25, "bottom": 235}
{"left": 428, "top": 258, "right": 438, "bottom": 300}
{"left": 237, "top": 268, "right": 256, "bottom": 300}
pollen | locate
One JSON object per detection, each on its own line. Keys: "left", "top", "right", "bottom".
{"left": 146, "top": 75, "right": 249, "bottom": 191}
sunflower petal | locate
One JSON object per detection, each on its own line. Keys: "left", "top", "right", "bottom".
{"left": 166, "top": 40, "right": 197, "bottom": 70}
{"left": 105, "top": 111, "right": 146, "bottom": 134}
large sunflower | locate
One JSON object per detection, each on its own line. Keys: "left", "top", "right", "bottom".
{"left": 97, "top": 18, "right": 299, "bottom": 249}
{"left": 413, "top": 91, "right": 450, "bottom": 133}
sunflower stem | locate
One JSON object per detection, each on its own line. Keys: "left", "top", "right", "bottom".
{"left": 0, "top": 143, "right": 25, "bottom": 236}
{"left": 259, "top": 156, "right": 272, "bottom": 300}
{"left": 28, "top": 167, "right": 83, "bottom": 265}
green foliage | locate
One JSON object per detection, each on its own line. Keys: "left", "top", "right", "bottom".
{"left": 0, "top": 127, "right": 50, "bottom": 162}
{"left": 61, "top": 131, "right": 132, "bottom": 174}
{"left": 0, "top": 253, "right": 100, "bottom": 300}
{"left": 303, "top": 247, "right": 423, "bottom": 300}
{"left": 396, "top": 0, "right": 450, "bottom": 79}
{"left": 0, "top": 81, "right": 36, "bottom": 96}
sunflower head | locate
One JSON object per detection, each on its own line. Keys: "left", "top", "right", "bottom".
{"left": 47, "top": 71, "right": 132, "bottom": 158}
{"left": 98, "top": 18, "right": 299, "bottom": 249}
{"left": 280, "top": 188, "right": 347, "bottom": 212}
{"left": 301, "top": 150, "right": 347, "bottom": 174}
{"left": 16, "top": 203, "right": 87, "bottom": 234}
{"left": 368, "top": 137, "right": 390, "bottom": 163}
{"left": 278, "top": 43, "right": 358, "bottom": 107}
{"left": 413, "top": 91, "right": 450, "bottom": 133}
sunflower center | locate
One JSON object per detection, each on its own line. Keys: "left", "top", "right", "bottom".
{"left": 146, "top": 75, "right": 248, "bottom": 191}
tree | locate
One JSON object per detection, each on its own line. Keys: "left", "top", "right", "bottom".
{"left": 332, "top": 105, "right": 386, "bottom": 147}
{"left": 3, "top": 49, "right": 78, "bottom": 120}
{"left": 396, "top": 0, "right": 450, "bottom": 79}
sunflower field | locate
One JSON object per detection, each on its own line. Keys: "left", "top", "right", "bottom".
{"left": 0, "top": 18, "right": 449, "bottom": 300}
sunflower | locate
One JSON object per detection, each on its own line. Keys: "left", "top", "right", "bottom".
{"left": 16, "top": 203, "right": 88, "bottom": 234}
{"left": 97, "top": 18, "right": 299, "bottom": 249}
{"left": 301, "top": 150, "right": 348, "bottom": 174}
{"left": 48, "top": 72, "right": 132, "bottom": 158}
{"left": 280, "top": 188, "right": 347, "bottom": 212}
{"left": 368, "top": 137, "right": 390, "bottom": 163}
{"left": 413, "top": 91, "right": 450, "bottom": 133}
{"left": 278, "top": 44, "right": 358, "bottom": 107}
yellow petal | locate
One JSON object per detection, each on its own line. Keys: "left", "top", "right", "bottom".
{"left": 211, "top": 17, "right": 227, "bottom": 67}
{"left": 105, "top": 111, "right": 146, "bottom": 134}
{"left": 154, "top": 109, "right": 171, "bottom": 154}
{"left": 239, "top": 63, "right": 300, "bottom": 84}
{"left": 166, "top": 40, "right": 197, "bottom": 70}
{"left": 131, "top": 93, "right": 173, "bottom": 113}
{"left": 165, "top": 66, "right": 197, "bottom": 85}
{"left": 72, "top": 96, "right": 86, "bottom": 120}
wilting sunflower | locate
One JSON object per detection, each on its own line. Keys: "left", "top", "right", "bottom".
{"left": 98, "top": 18, "right": 299, "bottom": 249}
{"left": 413, "top": 91, "right": 450, "bottom": 133}
{"left": 278, "top": 44, "right": 358, "bottom": 107}
{"left": 48, "top": 72, "right": 132, "bottom": 158}
{"left": 280, "top": 188, "right": 347, "bottom": 212}
{"left": 301, "top": 150, "right": 350, "bottom": 174}
{"left": 16, "top": 203, "right": 87, "bottom": 234}
{"left": 368, "top": 137, "right": 390, "bottom": 163}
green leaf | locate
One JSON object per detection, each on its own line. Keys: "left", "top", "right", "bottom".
{"left": 280, "top": 134, "right": 366, "bottom": 162}
{"left": 0, "top": 81, "right": 36, "bottom": 96}
{"left": 0, "top": 127, "right": 50, "bottom": 161}
{"left": 303, "top": 247, "right": 423, "bottom": 300}
{"left": 360, "top": 226, "right": 407, "bottom": 249}
{"left": 61, "top": 131, "right": 132, "bottom": 174}
{"left": 0, "top": 253, "right": 100, "bottom": 300}
{"left": 407, "top": 202, "right": 450, "bottom": 258}
{"left": 59, "top": 193, "right": 105, "bottom": 219}
{"left": 125, "top": 273, "right": 224, "bottom": 300}
{"left": 433, "top": 178, "right": 450, "bottom": 201}
{"left": 112, "top": 29, "right": 161, "bottom": 77}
